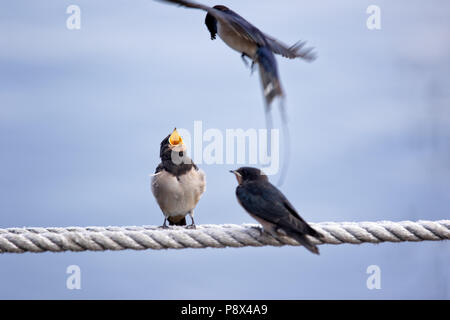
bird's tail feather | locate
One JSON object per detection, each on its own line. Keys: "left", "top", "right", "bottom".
{"left": 276, "top": 97, "right": 290, "bottom": 186}
{"left": 257, "top": 46, "right": 283, "bottom": 106}
{"left": 257, "top": 46, "right": 290, "bottom": 186}
{"left": 286, "top": 230, "right": 321, "bottom": 255}
{"left": 168, "top": 216, "right": 187, "bottom": 226}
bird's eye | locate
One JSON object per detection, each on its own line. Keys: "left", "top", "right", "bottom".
{"left": 179, "top": 151, "right": 184, "bottom": 157}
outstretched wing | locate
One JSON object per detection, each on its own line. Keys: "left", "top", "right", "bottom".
{"left": 236, "top": 181, "right": 322, "bottom": 254}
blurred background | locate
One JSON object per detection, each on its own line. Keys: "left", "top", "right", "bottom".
{"left": 0, "top": 0, "right": 449, "bottom": 299}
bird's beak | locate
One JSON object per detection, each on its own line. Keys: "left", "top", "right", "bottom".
{"left": 229, "top": 170, "right": 242, "bottom": 184}
{"left": 169, "top": 128, "right": 183, "bottom": 146}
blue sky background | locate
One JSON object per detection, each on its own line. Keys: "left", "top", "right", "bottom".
{"left": 0, "top": 0, "right": 449, "bottom": 299}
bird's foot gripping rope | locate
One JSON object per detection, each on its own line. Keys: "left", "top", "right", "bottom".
{"left": 0, "top": 220, "right": 449, "bottom": 254}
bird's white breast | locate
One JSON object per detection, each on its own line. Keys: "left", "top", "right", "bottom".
{"left": 151, "top": 168, "right": 206, "bottom": 217}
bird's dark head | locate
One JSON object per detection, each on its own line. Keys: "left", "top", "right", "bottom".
{"left": 230, "top": 167, "right": 268, "bottom": 185}
{"left": 160, "top": 128, "right": 187, "bottom": 161}
{"left": 205, "top": 6, "right": 230, "bottom": 40}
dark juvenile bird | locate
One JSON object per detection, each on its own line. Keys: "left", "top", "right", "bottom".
{"left": 156, "top": 0, "right": 316, "bottom": 111}
{"left": 151, "top": 128, "right": 206, "bottom": 228}
{"left": 230, "top": 167, "right": 324, "bottom": 254}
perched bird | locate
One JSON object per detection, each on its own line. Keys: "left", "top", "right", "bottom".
{"left": 151, "top": 128, "right": 206, "bottom": 228}
{"left": 156, "top": 0, "right": 316, "bottom": 113}
{"left": 230, "top": 167, "right": 324, "bottom": 254}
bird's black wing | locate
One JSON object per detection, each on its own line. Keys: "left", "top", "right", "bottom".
{"left": 221, "top": 10, "right": 268, "bottom": 46}
{"left": 158, "top": 0, "right": 316, "bottom": 60}
{"left": 236, "top": 181, "right": 323, "bottom": 254}
{"left": 157, "top": 0, "right": 267, "bottom": 46}
{"left": 263, "top": 34, "right": 317, "bottom": 61}
{"left": 281, "top": 195, "right": 324, "bottom": 239}
{"left": 236, "top": 181, "right": 314, "bottom": 236}
{"left": 156, "top": 0, "right": 211, "bottom": 10}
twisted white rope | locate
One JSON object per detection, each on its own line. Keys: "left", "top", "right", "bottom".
{"left": 0, "top": 220, "right": 448, "bottom": 254}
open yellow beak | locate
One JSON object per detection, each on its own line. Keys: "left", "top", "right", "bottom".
{"left": 169, "top": 128, "right": 183, "bottom": 146}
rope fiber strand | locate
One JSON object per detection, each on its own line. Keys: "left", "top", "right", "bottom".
{"left": 0, "top": 220, "right": 448, "bottom": 254}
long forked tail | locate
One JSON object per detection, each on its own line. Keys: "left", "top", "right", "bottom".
{"left": 256, "top": 46, "right": 290, "bottom": 186}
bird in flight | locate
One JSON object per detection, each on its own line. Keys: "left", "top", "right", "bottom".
{"left": 156, "top": 0, "right": 316, "bottom": 115}
{"left": 230, "top": 167, "right": 324, "bottom": 254}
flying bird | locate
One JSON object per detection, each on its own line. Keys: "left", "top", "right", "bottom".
{"left": 156, "top": 0, "right": 316, "bottom": 115}
{"left": 156, "top": 0, "right": 316, "bottom": 185}
{"left": 230, "top": 167, "right": 324, "bottom": 254}
{"left": 151, "top": 128, "right": 206, "bottom": 228}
